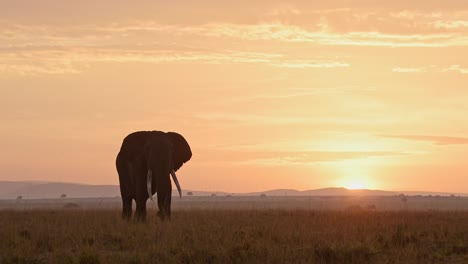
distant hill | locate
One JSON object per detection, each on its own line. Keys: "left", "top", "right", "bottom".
{"left": 0, "top": 181, "right": 120, "bottom": 199}
{"left": 0, "top": 181, "right": 232, "bottom": 199}
{"left": 249, "top": 187, "right": 397, "bottom": 196}
{"left": 0, "top": 181, "right": 466, "bottom": 199}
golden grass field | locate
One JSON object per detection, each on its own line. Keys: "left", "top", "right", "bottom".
{"left": 1, "top": 208, "right": 467, "bottom": 264}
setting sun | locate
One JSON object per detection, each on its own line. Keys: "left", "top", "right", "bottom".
{"left": 331, "top": 157, "right": 381, "bottom": 191}
{"left": 337, "top": 177, "right": 370, "bottom": 190}
{"left": 346, "top": 182, "right": 366, "bottom": 190}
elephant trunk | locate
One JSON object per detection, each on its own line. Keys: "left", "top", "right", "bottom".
{"left": 147, "top": 169, "right": 153, "bottom": 201}
{"left": 171, "top": 170, "right": 182, "bottom": 198}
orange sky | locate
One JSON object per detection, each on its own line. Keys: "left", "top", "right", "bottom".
{"left": 2, "top": 1, "right": 468, "bottom": 193}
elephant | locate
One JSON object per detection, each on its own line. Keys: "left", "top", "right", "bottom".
{"left": 116, "top": 131, "right": 192, "bottom": 221}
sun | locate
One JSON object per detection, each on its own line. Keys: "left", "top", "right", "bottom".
{"left": 333, "top": 159, "right": 379, "bottom": 190}
{"left": 347, "top": 182, "right": 365, "bottom": 190}
{"left": 338, "top": 177, "right": 369, "bottom": 190}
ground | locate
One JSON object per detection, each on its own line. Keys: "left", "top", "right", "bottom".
{"left": 1, "top": 206, "right": 467, "bottom": 263}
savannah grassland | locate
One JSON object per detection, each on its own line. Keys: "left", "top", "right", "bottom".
{"left": 1, "top": 206, "right": 468, "bottom": 264}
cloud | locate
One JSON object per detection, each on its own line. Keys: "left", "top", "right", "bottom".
{"left": 271, "top": 61, "right": 349, "bottom": 68}
{"left": 3, "top": 17, "right": 468, "bottom": 50}
{"left": 392, "top": 67, "right": 427, "bottom": 73}
{"left": 200, "top": 149, "right": 401, "bottom": 166}
{"left": 392, "top": 65, "right": 468, "bottom": 74}
{"left": 380, "top": 135, "right": 468, "bottom": 145}
{"left": 442, "top": 65, "right": 468, "bottom": 74}
{"left": 433, "top": 20, "right": 468, "bottom": 29}
{"left": 265, "top": 5, "right": 301, "bottom": 16}
{"left": 0, "top": 62, "right": 80, "bottom": 76}
{"left": 0, "top": 46, "right": 350, "bottom": 76}
{"left": 198, "top": 23, "right": 468, "bottom": 47}
{"left": 1, "top": 8, "right": 468, "bottom": 76}
{"left": 195, "top": 113, "right": 311, "bottom": 126}
{"left": 236, "top": 87, "right": 376, "bottom": 102}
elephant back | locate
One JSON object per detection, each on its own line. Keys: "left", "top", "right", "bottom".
{"left": 119, "top": 131, "right": 165, "bottom": 161}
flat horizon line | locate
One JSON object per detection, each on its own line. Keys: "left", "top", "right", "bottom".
{"left": 1, "top": 180, "right": 467, "bottom": 196}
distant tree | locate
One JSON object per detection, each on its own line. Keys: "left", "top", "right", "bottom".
{"left": 260, "top": 193, "right": 267, "bottom": 198}
{"left": 16, "top": 195, "right": 23, "bottom": 201}
{"left": 60, "top": 193, "right": 67, "bottom": 198}
{"left": 367, "top": 204, "right": 377, "bottom": 210}
{"left": 187, "top": 192, "right": 193, "bottom": 196}
{"left": 226, "top": 194, "right": 232, "bottom": 197}
{"left": 211, "top": 193, "right": 216, "bottom": 197}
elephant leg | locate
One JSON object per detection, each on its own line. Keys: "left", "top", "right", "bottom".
{"left": 165, "top": 190, "right": 172, "bottom": 220}
{"left": 135, "top": 178, "right": 147, "bottom": 222}
{"left": 131, "top": 158, "right": 149, "bottom": 222}
{"left": 116, "top": 154, "right": 134, "bottom": 220}
{"left": 135, "top": 199, "right": 147, "bottom": 222}
{"left": 121, "top": 197, "right": 132, "bottom": 220}
{"left": 157, "top": 176, "right": 172, "bottom": 221}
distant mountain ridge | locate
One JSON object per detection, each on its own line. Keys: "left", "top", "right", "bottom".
{"left": 0, "top": 181, "right": 120, "bottom": 199}
{"left": 248, "top": 187, "right": 397, "bottom": 196}
{"left": 0, "top": 181, "right": 466, "bottom": 199}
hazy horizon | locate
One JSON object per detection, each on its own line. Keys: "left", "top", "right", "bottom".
{"left": 3, "top": 179, "right": 468, "bottom": 203}
{"left": 2, "top": 1, "right": 468, "bottom": 193}
{"left": 4, "top": 179, "right": 468, "bottom": 195}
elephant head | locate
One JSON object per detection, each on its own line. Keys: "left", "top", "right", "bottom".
{"left": 145, "top": 132, "right": 192, "bottom": 200}
{"left": 167, "top": 132, "right": 192, "bottom": 172}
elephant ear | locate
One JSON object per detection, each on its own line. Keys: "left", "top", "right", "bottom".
{"left": 167, "top": 132, "right": 192, "bottom": 171}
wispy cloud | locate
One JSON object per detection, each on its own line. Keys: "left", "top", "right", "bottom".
{"left": 3, "top": 18, "right": 468, "bottom": 49}
{"left": 1, "top": 8, "right": 468, "bottom": 76}
{"left": 442, "top": 65, "right": 468, "bottom": 74}
{"left": 0, "top": 46, "right": 349, "bottom": 75}
{"left": 197, "top": 23, "right": 468, "bottom": 47}
{"left": 433, "top": 20, "right": 468, "bottom": 29}
{"left": 265, "top": 4, "right": 301, "bottom": 16}
{"left": 195, "top": 113, "right": 311, "bottom": 126}
{"left": 392, "top": 67, "right": 427, "bottom": 73}
{"left": 380, "top": 135, "right": 468, "bottom": 145}
{"left": 271, "top": 61, "right": 349, "bottom": 68}
{"left": 201, "top": 150, "right": 402, "bottom": 166}
{"left": 0, "top": 62, "right": 80, "bottom": 76}
{"left": 236, "top": 87, "right": 376, "bottom": 102}
{"left": 392, "top": 65, "right": 468, "bottom": 74}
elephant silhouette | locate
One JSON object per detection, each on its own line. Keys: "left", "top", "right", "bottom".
{"left": 116, "top": 131, "right": 192, "bottom": 221}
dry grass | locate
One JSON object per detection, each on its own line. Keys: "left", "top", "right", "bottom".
{"left": 1, "top": 209, "right": 467, "bottom": 263}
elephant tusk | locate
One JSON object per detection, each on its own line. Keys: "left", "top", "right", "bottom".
{"left": 147, "top": 169, "right": 153, "bottom": 201}
{"left": 170, "top": 169, "right": 182, "bottom": 198}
